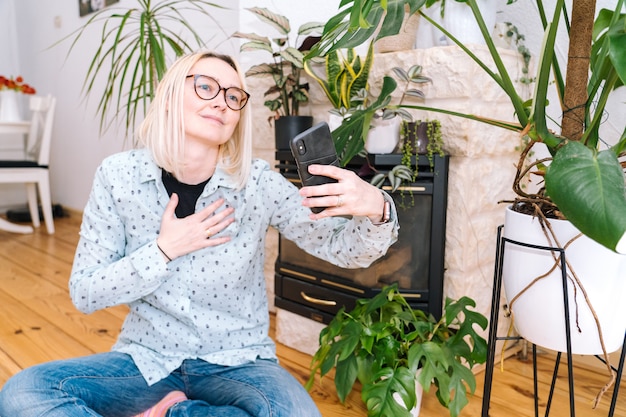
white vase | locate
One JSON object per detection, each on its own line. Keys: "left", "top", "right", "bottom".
{"left": 390, "top": 369, "right": 424, "bottom": 417}
{"left": 0, "top": 90, "right": 22, "bottom": 122}
{"left": 442, "top": 0, "right": 497, "bottom": 45}
{"left": 364, "top": 116, "right": 401, "bottom": 154}
{"left": 327, "top": 113, "right": 344, "bottom": 132}
{"left": 502, "top": 206, "right": 626, "bottom": 355}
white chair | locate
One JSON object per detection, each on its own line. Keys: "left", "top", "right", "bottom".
{"left": 0, "top": 95, "right": 57, "bottom": 234}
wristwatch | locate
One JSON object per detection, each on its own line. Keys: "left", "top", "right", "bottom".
{"left": 381, "top": 200, "right": 391, "bottom": 223}
{"left": 373, "top": 197, "right": 391, "bottom": 225}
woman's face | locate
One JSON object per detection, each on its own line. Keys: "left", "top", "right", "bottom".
{"left": 183, "top": 57, "right": 243, "bottom": 149}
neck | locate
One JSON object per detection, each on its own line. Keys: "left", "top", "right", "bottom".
{"left": 178, "top": 144, "right": 219, "bottom": 185}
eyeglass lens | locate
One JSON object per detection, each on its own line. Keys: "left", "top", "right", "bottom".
{"left": 190, "top": 75, "right": 249, "bottom": 110}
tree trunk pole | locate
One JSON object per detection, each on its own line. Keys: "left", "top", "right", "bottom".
{"left": 561, "top": 0, "right": 596, "bottom": 142}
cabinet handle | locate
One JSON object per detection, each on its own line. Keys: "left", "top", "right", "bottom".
{"left": 300, "top": 291, "right": 337, "bottom": 306}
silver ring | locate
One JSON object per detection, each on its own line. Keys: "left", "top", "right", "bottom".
{"left": 336, "top": 195, "right": 343, "bottom": 207}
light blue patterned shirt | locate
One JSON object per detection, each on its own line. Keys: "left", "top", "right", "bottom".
{"left": 69, "top": 148, "right": 398, "bottom": 385}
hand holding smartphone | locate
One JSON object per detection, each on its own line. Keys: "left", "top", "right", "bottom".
{"left": 290, "top": 122, "right": 340, "bottom": 213}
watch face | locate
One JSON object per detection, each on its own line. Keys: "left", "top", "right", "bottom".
{"left": 383, "top": 201, "right": 391, "bottom": 223}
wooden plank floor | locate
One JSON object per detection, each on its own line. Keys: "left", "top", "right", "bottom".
{"left": 0, "top": 212, "right": 623, "bottom": 416}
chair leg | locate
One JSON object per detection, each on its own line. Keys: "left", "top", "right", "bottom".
{"left": 37, "top": 177, "right": 55, "bottom": 234}
{"left": 25, "top": 183, "right": 41, "bottom": 229}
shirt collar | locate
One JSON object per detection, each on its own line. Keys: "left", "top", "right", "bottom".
{"left": 135, "top": 148, "right": 238, "bottom": 190}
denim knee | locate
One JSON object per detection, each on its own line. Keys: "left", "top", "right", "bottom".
{"left": 0, "top": 366, "right": 54, "bottom": 416}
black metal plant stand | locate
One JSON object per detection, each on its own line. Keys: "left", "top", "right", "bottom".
{"left": 481, "top": 225, "right": 626, "bottom": 417}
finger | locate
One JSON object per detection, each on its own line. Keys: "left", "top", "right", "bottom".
{"left": 307, "top": 164, "right": 345, "bottom": 179}
{"left": 299, "top": 182, "right": 341, "bottom": 198}
{"left": 303, "top": 195, "right": 344, "bottom": 212}
{"left": 195, "top": 198, "right": 226, "bottom": 220}
{"left": 163, "top": 193, "right": 179, "bottom": 219}
{"left": 205, "top": 214, "right": 236, "bottom": 237}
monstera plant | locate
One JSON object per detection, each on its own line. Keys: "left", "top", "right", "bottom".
{"left": 306, "top": 284, "right": 487, "bottom": 417}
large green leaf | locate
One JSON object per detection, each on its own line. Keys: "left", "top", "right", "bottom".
{"left": 607, "top": 9, "right": 626, "bottom": 86}
{"left": 335, "top": 354, "right": 359, "bottom": 402}
{"left": 545, "top": 141, "right": 626, "bottom": 253}
{"left": 361, "top": 367, "right": 416, "bottom": 417}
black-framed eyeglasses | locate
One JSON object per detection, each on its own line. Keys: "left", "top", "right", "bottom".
{"left": 186, "top": 74, "right": 250, "bottom": 111}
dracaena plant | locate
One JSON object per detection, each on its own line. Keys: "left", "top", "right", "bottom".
{"left": 306, "top": 284, "right": 488, "bottom": 417}
{"left": 306, "top": 0, "right": 626, "bottom": 254}
{"left": 303, "top": 42, "right": 375, "bottom": 116}
{"left": 59, "top": 0, "right": 227, "bottom": 139}
{"left": 232, "top": 7, "right": 324, "bottom": 118}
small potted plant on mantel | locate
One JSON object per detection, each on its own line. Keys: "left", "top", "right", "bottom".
{"left": 232, "top": 7, "right": 323, "bottom": 150}
{"left": 306, "top": 284, "right": 488, "bottom": 417}
{"left": 307, "top": 0, "right": 626, "bottom": 408}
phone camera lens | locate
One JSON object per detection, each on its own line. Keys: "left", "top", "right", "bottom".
{"left": 296, "top": 140, "right": 306, "bottom": 155}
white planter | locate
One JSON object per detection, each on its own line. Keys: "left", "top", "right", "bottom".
{"left": 364, "top": 116, "right": 401, "bottom": 154}
{"left": 441, "top": 0, "right": 497, "bottom": 45}
{"left": 502, "top": 206, "right": 626, "bottom": 354}
{"left": 0, "top": 90, "right": 22, "bottom": 122}
{"left": 391, "top": 370, "right": 424, "bottom": 417}
{"left": 327, "top": 113, "right": 344, "bottom": 132}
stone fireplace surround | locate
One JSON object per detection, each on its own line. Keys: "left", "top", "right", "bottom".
{"left": 248, "top": 45, "right": 528, "bottom": 355}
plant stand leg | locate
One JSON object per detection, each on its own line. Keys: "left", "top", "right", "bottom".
{"left": 481, "top": 226, "right": 524, "bottom": 417}
{"left": 481, "top": 225, "right": 625, "bottom": 417}
{"left": 608, "top": 333, "right": 626, "bottom": 417}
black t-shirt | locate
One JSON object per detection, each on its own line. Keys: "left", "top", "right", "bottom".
{"left": 161, "top": 170, "right": 210, "bottom": 218}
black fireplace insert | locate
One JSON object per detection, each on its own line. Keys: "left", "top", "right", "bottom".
{"left": 274, "top": 152, "right": 449, "bottom": 324}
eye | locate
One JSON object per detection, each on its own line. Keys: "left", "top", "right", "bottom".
{"left": 226, "top": 90, "right": 243, "bottom": 105}
{"left": 198, "top": 82, "right": 215, "bottom": 94}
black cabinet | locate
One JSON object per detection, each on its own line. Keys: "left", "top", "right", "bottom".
{"left": 274, "top": 153, "right": 449, "bottom": 324}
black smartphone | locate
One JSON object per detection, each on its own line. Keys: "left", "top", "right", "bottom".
{"left": 290, "top": 122, "right": 340, "bottom": 213}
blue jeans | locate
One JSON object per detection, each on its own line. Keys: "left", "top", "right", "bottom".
{"left": 0, "top": 352, "right": 321, "bottom": 417}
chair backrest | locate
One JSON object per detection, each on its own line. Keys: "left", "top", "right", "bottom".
{"left": 24, "top": 95, "right": 56, "bottom": 167}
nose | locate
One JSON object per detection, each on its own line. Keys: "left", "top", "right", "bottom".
{"left": 209, "top": 90, "right": 228, "bottom": 109}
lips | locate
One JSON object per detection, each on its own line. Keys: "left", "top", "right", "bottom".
{"left": 202, "top": 114, "right": 224, "bottom": 125}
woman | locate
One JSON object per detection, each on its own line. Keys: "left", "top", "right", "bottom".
{"left": 0, "top": 51, "right": 398, "bottom": 417}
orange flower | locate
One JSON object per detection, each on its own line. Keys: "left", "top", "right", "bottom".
{"left": 0, "top": 75, "right": 36, "bottom": 95}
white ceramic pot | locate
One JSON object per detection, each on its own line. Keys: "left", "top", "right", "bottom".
{"left": 364, "top": 116, "right": 401, "bottom": 154}
{"left": 392, "top": 370, "right": 424, "bottom": 417}
{"left": 0, "top": 90, "right": 22, "bottom": 122}
{"left": 502, "top": 206, "right": 626, "bottom": 354}
{"left": 327, "top": 113, "right": 344, "bottom": 132}
{"left": 442, "top": 0, "right": 497, "bottom": 45}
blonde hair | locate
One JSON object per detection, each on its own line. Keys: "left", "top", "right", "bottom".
{"left": 137, "top": 51, "right": 253, "bottom": 189}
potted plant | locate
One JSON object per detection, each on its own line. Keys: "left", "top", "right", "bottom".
{"left": 58, "top": 0, "right": 227, "bottom": 139}
{"left": 232, "top": 7, "right": 323, "bottom": 150}
{"left": 0, "top": 75, "right": 37, "bottom": 121}
{"left": 306, "top": 283, "right": 488, "bottom": 417}
{"left": 326, "top": 63, "right": 431, "bottom": 192}
{"left": 304, "top": 42, "right": 432, "bottom": 193}
{"left": 400, "top": 119, "right": 443, "bottom": 161}
{"left": 303, "top": 42, "right": 374, "bottom": 136}
{"left": 324, "top": 64, "right": 431, "bottom": 168}
{"left": 306, "top": 0, "right": 626, "bottom": 406}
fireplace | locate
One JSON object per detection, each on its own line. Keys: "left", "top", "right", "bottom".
{"left": 274, "top": 152, "right": 449, "bottom": 324}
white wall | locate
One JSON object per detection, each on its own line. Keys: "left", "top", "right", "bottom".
{"left": 3, "top": 0, "right": 624, "bottom": 212}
